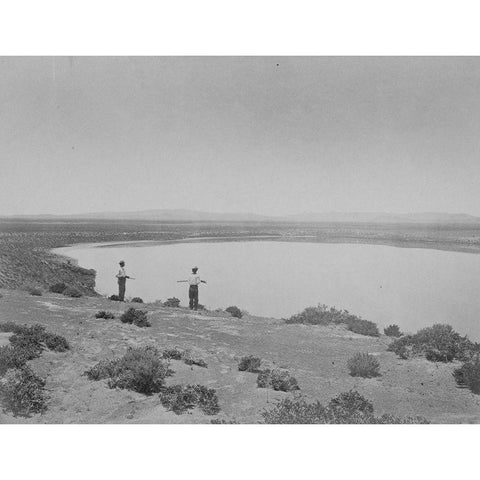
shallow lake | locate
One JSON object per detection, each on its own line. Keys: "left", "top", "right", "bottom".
{"left": 54, "top": 240, "right": 480, "bottom": 339}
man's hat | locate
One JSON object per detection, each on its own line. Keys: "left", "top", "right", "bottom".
{"left": 119, "top": 260, "right": 125, "bottom": 265}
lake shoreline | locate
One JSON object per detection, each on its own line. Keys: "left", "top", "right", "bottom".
{"left": 52, "top": 236, "right": 480, "bottom": 340}
{"left": 2, "top": 219, "right": 480, "bottom": 298}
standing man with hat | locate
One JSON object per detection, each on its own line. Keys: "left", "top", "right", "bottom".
{"left": 177, "top": 267, "right": 207, "bottom": 310}
{"left": 116, "top": 260, "right": 130, "bottom": 301}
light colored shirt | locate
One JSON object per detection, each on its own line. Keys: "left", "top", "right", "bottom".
{"left": 188, "top": 274, "right": 201, "bottom": 286}
{"left": 116, "top": 267, "right": 127, "bottom": 278}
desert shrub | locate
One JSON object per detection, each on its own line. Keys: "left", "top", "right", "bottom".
{"left": 28, "top": 288, "right": 42, "bottom": 296}
{"left": 346, "top": 318, "right": 379, "bottom": 337}
{"left": 7, "top": 324, "right": 69, "bottom": 358}
{"left": 131, "top": 297, "right": 144, "bottom": 303}
{"left": 163, "top": 297, "right": 181, "bottom": 308}
{"left": 347, "top": 353, "right": 381, "bottom": 378}
{"left": 0, "top": 345, "right": 30, "bottom": 375}
{"left": 84, "top": 358, "right": 118, "bottom": 381}
{"left": 388, "top": 324, "right": 479, "bottom": 362}
{"left": 384, "top": 324, "right": 402, "bottom": 337}
{"left": 0, "top": 366, "right": 47, "bottom": 416}
{"left": 95, "top": 310, "right": 115, "bottom": 319}
{"left": 43, "top": 333, "right": 70, "bottom": 352}
{"left": 257, "top": 368, "right": 299, "bottom": 392}
{"left": 109, "top": 294, "right": 121, "bottom": 301}
{"left": 162, "top": 347, "right": 183, "bottom": 360}
{"left": 182, "top": 351, "right": 208, "bottom": 368}
{"left": 162, "top": 347, "right": 207, "bottom": 368}
{"left": 49, "top": 282, "right": 67, "bottom": 294}
{"left": 210, "top": 418, "right": 240, "bottom": 424}
{"left": 0, "top": 325, "right": 69, "bottom": 378}
{"left": 286, "top": 304, "right": 379, "bottom": 337}
{"left": 238, "top": 355, "right": 262, "bottom": 373}
{"left": 262, "top": 396, "right": 326, "bottom": 424}
{"left": 261, "top": 390, "right": 430, "bottom": 424}
{"left": 120, "top": 308, "right": 151, "bottom": 328}
{"left": 159, "top": 384, "right": 220, "bottom": 415}
{"left": 286, "top": 305, "right": 342, "bottom": 325}
{"left": 0, "top": 322, "right": 23, "bottom": 333}
{"left": 9, "top": 325, "right": 47, "bottom": 360}
{"left": 85, "top": 346, "right": 173, "bottom": 394}
{"left": 375, "top": 413, "right": 430, "bottom": 424}
{"left": 159, "top": 384, "right": 198, "bottom": 414}
{"left": 225, "top": 306, "right": 242, "bottom": 319}
{"left": 63, "top": 286, "right": 82, "bottom": 298}
{"left": 325, "top": 390, "right": 375, "bottom": 424}
{"left": 197, "top": 304, "right": 206, "bottom": 311}
{"left": 453, "top": 357, "right": 480, "bottom": 394}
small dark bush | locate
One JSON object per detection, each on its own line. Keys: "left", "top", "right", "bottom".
{"left": 43, "top": 333, "right": 70, "bottom": 352}
{"left": 63, "top": 286, "right": 82, "bottom": 298}
{"left": 347, "top": 353, "right": 381, "bottom": 378}
{"left": 375, "top": 413, "right": 430, "bottom": 424}
{"left": 131, "top": 297, "right": 144, "bottom": 303}
{"left": 286, "top": 305, "right": 345, "bottom": 325}
{"left": 384, "top": 324, "right": 402, "bottom": 337}
{"left": 120, "top": 308, "right": 151, "bottom": 328}
{"left": 162, "top": 347, "right": 183, "bottom": 360}
{"left": 326, "top": 390, "right": 375, "bottom": 424}
{"left": 163, "top": 297, "right": 181, "bottom": 308}
{"left": 0, "top": 366, "right": 47, "bottom": 416}
{"left": 0, "top": 322, "right": 23, "bottom": 333}
{"left": 238, "top": 355, "right": 262, "bottom": 373}
{"left": 95, "top": 310, "right": 115, "bottom": 319}
{"left": 286, "top": 304, "right": 379, "bottom": 337}
{"left": 162, "top": 347, "right": 207, "bottom": 368}
{"left": 225, "top": 306, "right": 242, "bottom": 319}
{"left": 7, "top": 324, "right": 69, "bottom": 358}
{"left": 257, "top": 368, "right": 299, "bottom": 392}
{"left": 0, "top": 345, "right": 30, "bottom": 375}
{"left": 109, "top": 294, "right": 121, "bottom": 301}
{"left": 197, "top": 304, "right": 207, "bottom": 311}
{"left": 211, "top": 418, "right": 240, "bottom": 424}
{"left": 453, "top": 357, "right": 480, "bottom": 394}
{"left": 388, "top": 324, "right": 479, "bottom": 362}
{"left": 262, "top": 396, "right": 326, "bottom": 424}
{"left": 261, "top": 390, "right": 430, "bottom": 424}
{"left": 159, "top": 384, "right": 220, "bottom": 415}
{"left": 85, "top": 346, "right": 173, "bottom": 394}
{"left": 9, "top": 325, "right": 47, "bottom": 360}
{"left": 28, "top": 288, "right": 42, "bottom": 296}
{"left": 49, "top": 282, "right": 67, "bottom": 294}
{"left": 159, "top": 384, "right": 198, "bottom": 414}
{"left": 84, "top": 358, "right": 118, "bottom": 381}
{"left": 347, "top": 318, "right": 379, "bottom": 337}
{"left": 183, "top": 353, "right": 208, "bottom": 368}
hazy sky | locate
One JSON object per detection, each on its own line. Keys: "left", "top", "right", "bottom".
{"left": 1, "top": 56, "right": 480, "bottom": 216}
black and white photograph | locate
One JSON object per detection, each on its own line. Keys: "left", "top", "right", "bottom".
{"left": 4, "top": 55, "right": 480, "bottom": 426}
{"left": 1, "top": 2, "right": 479, "bottom": 479}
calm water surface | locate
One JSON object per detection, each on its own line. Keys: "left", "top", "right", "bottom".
{"left": 54, "top": 240, "right": 480, "bottom": 339}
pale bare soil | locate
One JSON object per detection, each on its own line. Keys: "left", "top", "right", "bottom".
{"left": 1, "top": 289, "right": 479, "bottom": 424}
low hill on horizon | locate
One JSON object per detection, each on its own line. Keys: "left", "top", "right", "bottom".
{"left": 2, "top": 209, "right": 480, "bottom": 224}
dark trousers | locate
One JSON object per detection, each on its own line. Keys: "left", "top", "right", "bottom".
{"left": 118, "top": 278, "right": 126, "bottom": 301}
{"left": 189, "top": 285, "right": 199, "bottom": 310}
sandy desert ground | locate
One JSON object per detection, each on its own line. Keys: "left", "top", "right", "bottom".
{"left": 1, "top": 288, "right": 479, "bottom": 424}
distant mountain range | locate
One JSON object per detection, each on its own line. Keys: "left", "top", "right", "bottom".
{"left": 3, "top": 209, "right": 480, "bottom": 224}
